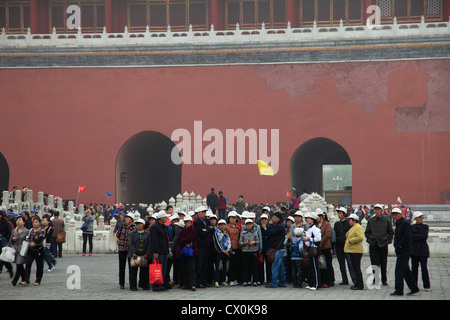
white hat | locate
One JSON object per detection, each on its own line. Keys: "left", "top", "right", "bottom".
{"left": 178, "top": 211, "right": 186, "bottom": 216}
{"left": 315, "top": 208, "right": 324, "bottom": 216}
{"left": 304, "top": 212, "right": 317, "bottom": 220}
{"left": 336, "top": 207, "right": 347, "bottom": 214}
{"left": 209, "top": 214, "right": 218, "bottom": 220}
{"left": 374, "top": 204, "right": 384, "bottom": 210}
{"left": 188, "top": 211, "right": 195, "bottom": 216}
{"left": 155, "top": 210, "right": 170, "bottom": 219}
{"left": 196, "top": 206, "right": 207, "bottom": 213}
{"left": 260, "top": 214, "right": 268, "bottom": 219}
{"left": 228, "top": 211, "right": 237, "bottom": 218}
{"left": 218, "top": 219, "right": 227, "bottom": 225}
{"left": 413, "top": 211, "right": 424, "bottom": 220}
{"left": 184, "top": 215, "right": 193, "bottom": 222}
{"left": 169, "top": 213, "right": 179, "bottom": 221}
{"left": 176, "top": 220, "right": 185, "bottom": 228}
{"left": 262, "top": 206, "right": 270, "bottom": 211}
{"left": 391, "top": 208, "right": 402, "bottom": 215}
{"left": 248, "top": 212, "right": 256, "bottom": 219}
{"left": 347, "top": 213, "right": 359, "bottom": 221}
{"left": 287, "top": 216, "right": 295, "bottom": 223}
{"left": 294, "top": 227, "right": 304, "bottom": 236}
{"left": 294, "top": 211, "right": 303, "bottom": 217}
{"left": 244, "top": 218, "right": 253, "bottom": 224}
{"left": 241, "top": 211, "right": 249, "bottom": 218}
{"left": 135, "top": 218, "right": 145, "bottom": 224}
{"left": 126, "top": 213, "right": 135, "bottom": 220}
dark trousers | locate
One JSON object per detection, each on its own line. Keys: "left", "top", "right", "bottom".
{"left": 165, "top": 257, "right": 173, "bottom": 287}
{"left": 214, "top": 252, "right": 230, "bottom": 283}
{"left": 308, "top": 254, "right": 321, "bottom": 289}
{"left": 228, "top": 248, "right": 241, "bottom": 282}
{"left": 129, "top": 262, "right": 149, "bottom": 290}
{"left": 12, "top": 264, "right": 25, "bottom": 285}
{"left": 181, "top": 256, "right": 196, "bottom": 289}
{"left": 335, "top": 242, "right": 356, "bottom": 284}
{"left": 82, "top": 233, "right": 93, "bottom": 254}
{"left": 369, "top": 243, "right": 388, "bottom": 284}
{"left": 411, "top": 255, "right": 430, "bottom": 289}
{"left": 118, "top": 250, "right": 129, "bottom": 286}
{"left": 195, "top": 246, "right": 209, "bottom": 286}
{"left": 172, "top": 257, "right": 182, "bottom": 285}
{"left": 24, "top": 249, "right": 44, "bottom": 284}
{"left": 394, "top": 253, "right": 419, "bottom": 294}
{"left": 241, "top": 252, "right": 258, "bottom": 283}
{"left": 320, "top": 248, "right": 335, "bottom": 285}
{"left": 349, "top": 253, "right": 364, "bottom": 289}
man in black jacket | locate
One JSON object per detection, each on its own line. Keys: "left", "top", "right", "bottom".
{"left": 194, "top": 206, "right": 214, "bottom": 288}
{"left": 365, "top": 203, "right": 394, "bottom": 286}
{"left": 149, "top": 210, "right": 170, "bottom": 291}
{"left": 206, "top": 187, "right": 218, "bottom": 214}
{"left": 334, "top": 207, "right": 356, "bottom": 285}
{"left": 264, "top": 212, "right": 286, "bottom": 288}
{"left": 390, "top": 208, "right": 419, "bottom": 296}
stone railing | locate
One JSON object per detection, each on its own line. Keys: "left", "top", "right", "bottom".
{"left": 2, "top": 189, "right": 449, "bottom": 256}
{"left": 1, "top": 16, "right": 449, "bottom": 48}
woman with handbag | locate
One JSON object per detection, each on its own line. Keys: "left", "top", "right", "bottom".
{"left": 10, "top": 216, "right": 29, "bottom": 285}
{"left": 127, "top": 219, "right": 150, "bottom": 291}
{"left": 303, "top": 212, "right": 322, "bottom": 291}
{"left": 317, "top": 210, "right": 335, "bottom": 288}
{"left": 42, "top": 216, "right": 57, "bottom": 272}
{"left": 0, "top": 211, "right": 14, "bottom": 278}
{"left": 23, "top": 216, "right": 46, "bottom": 286}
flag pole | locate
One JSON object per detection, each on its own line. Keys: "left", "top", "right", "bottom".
{"left": 259, "top": 173, "right": 268, "bottom": 204}
{"left": 76, "top": 186, "right": 80, "bottom": 205}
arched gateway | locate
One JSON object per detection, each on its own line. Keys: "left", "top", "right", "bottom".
{"left": 115, "top": 131, "right": 182, "bottom": 206}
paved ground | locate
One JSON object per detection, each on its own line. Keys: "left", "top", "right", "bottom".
{"left": 1, "top": 253, "right": 449, "bottom": 301}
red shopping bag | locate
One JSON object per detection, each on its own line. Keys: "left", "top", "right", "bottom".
{"left": 149, "top": 259, "right": 163, "bottom": 285}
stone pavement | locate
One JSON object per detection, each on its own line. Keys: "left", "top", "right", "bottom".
{"left": 1, "top": 253, "right": 449, "bottom": 301}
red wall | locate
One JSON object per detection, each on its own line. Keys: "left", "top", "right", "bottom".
{"left": 1, "top": 59, "right": 449, "bottom": 205}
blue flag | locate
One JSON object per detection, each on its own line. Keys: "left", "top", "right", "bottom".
{"left": 106, "top": 192, "right": 114, "bottom": 197}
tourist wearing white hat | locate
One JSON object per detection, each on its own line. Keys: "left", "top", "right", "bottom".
{"left": 212, "top": 219, "right": 231, "bottom": 287}
{"left": 344, "top": 214, "right": 364, "bottom": 290}
{"left": 239, "top": 219, "right": 260, "bottom": 286}
{"left": 365, "top": 204, "right": 394, "bottom": 286}
{"left": 226, "top": 211, "right": 241, "bottom": 286}
{"left": 175, "top": 215, "right": 198, "bottom": 291}
{"left": 334, "top": 206, "right": 356, "bottom": 286}
{"left": 290, "top": 227, "right": 306, "bottom": 288}
{"left": 303, "top": 212, "right": 322, "bottom": 290}
{"left": 193, "top": 205, "right": 214, "bottom": 288}
{"left": 317, "top": 210, "right": 335, "bottom": 288}
{"left": 149, "top": 210, "right": 170, "bottom": 291}
{"left": 128, "top": 218, "right": 150, "bottom": 291}
{"left": 171, "top": 218, "right": 185, "bottom": 288}
{"left": 115, "top": 209, "right": 136, "bottom": 290}
{"left": 166, "top": 213, "right": 180, "bottom": 288}
{"left": 410, "top": 211, "right": 430, "bottom": 292}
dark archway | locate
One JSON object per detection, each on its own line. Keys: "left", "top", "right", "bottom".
{"left": 116, "top": 131, "right": 181, "bottom": 205}
{"left": 290, "top": 137, "right": 351, "bottom": 196}
{"left": 0, "top": 153, "right": 9, "bottom": 193}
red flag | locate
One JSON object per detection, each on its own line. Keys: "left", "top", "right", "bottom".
{"left": 287, "top": 191, "right": 293, "bottom": 198}
{"left": 78, "top": 185, "right": 86, "bottom": 192}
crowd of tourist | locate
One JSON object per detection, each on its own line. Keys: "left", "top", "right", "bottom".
{"left": 0, "top": 187, "right": 431, "bottom": 296}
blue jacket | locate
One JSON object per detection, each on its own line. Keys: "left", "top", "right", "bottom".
{"left": 267, "top": 221, "right": 285, "bottom": 250}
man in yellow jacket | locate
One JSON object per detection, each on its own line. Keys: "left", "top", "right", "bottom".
{"left": 344, "top": 213, "right": 364, "bottom": 290}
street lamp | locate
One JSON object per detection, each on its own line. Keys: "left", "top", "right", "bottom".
{"left": 333, "top": 176, "right": 343, "bottom": 190}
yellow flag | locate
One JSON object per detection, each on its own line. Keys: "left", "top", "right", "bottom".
{"left": 257, "top": 160, "right": 274, "bottom": 176}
